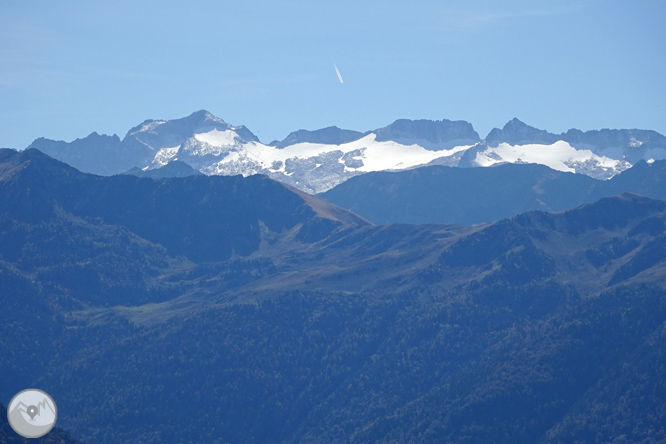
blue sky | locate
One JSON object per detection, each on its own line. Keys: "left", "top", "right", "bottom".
{"left": 1, "top": 0, "right": 665, "bottom": 148}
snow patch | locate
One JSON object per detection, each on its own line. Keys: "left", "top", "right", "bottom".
{"left": 195, "top": 129, "right": 239, "bottom": 146}
{"left": 146, "top": 128, "right": 634, "bottom": 193}
{"left": 192, "top": 135, "right": 473, "bottom": 175}
{"left": 629, "top": 137, "right": 644, "bottom": 148}
{"left": 474, "top": 140, "right": 625, "bottom": 176}
{"left": 152, "top": 146, "right": 180, "bottom": 167}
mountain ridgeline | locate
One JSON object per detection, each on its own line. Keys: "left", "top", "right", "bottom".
{"left": 26, "top": 111, "right": 666, "bottom": 193}
{"left": 1, "top": 149, "right": 666, "bottom": 443}
{"left": 0, "top": 149, "right": 366, "bottom": 263}
{"left": 319, "top": 159, "right": 666, "bottom": 225}
{"left": 486, "top": 118, "right": 666, "bottom": 163}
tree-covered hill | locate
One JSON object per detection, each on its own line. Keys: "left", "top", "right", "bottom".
{"left": 319, "top": 159, "right": 666, "bottom": 225}
{"left": 1, "top": 149, "right": 666, "bottom": 443}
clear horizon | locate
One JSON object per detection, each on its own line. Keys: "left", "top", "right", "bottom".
{"left": 1, "top": 0, "right": 665, "bottom": 148}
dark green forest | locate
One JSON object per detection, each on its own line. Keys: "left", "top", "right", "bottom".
{"left": 2, "top": 149, "right": 666, "bottom": 443}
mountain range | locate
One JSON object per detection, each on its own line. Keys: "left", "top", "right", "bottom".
{"left": 27, "top": 111, "right": 666, "bottom": 193}
{"left": 2, "top": 148, "right": 666, "bottom": 443}
{"left": 319, "top": 159, "right": 666, "bottom": 225}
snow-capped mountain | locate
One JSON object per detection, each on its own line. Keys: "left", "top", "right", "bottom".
{"left": 195, "top": 131, "right": 474, "bottom": 194}
{"left": 27, "top": 111, "right": 666, "bottom": 193}
{"left": 475, "top": 118, "right": 666, "bottom": 178}
{"left": 126, "top": 110, "right": 259, "bottom": 171}
{"left": 462, "top": 139, "right": 631, "bottom": 180}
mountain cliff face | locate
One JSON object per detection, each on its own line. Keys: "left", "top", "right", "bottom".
{"left": 485, "top": 118, "right": 560, "bottom": 146}
{"left": 28, "top": 132, "right": 124, "bottom": 176}
{"left": 370, "top": 118, "right": 480, "bottom": 150}
{"left": 563, "top": 127, "right": 666, "bottom": 163}
{"left": 270, "top": 126, "right": 364, "bottom": 148}
{"left": 26, "top": 112, "right": 665, "bottom": 193}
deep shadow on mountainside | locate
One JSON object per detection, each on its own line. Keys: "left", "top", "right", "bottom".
{"left": 319, "top": 160, "right": 666, "bottom": 225}
{"left": 2, "top": 149, "right": 666, "bottom": 444}
{"left": 123, "top": 160, "right": 202, "bottom": 178}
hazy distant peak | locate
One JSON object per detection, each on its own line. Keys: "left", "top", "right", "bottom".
{"left": 190, "top": 109, "right": 220, "bottom": 120}
{"left": 83, "top": 131, "right": 121, "bottom": 143}
{"left": 373, "top": 118, "right": 480, "bottom": 142}
{"left": 272, "top": 126, "right": 364, "bottom": 148}
{"left": 125, "top": 118, "right": 166, "bottom": 138}
{"left": 28, "top": 131, "right": 120, "bottom": 146}
{"left": 370, "top": 118, "right": 480, "bottom": 150}
{"left": 563, "top": 127, "right": 656, "bottom": 145}
{"left": 485, "top": 118, "right": 559, "bottom": 146}
{"left": 176, "top": 109, "right": 230, "bottom": 129}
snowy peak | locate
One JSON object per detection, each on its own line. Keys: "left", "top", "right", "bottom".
{"left": 371, "top": 118, "right": 480, "bottom": 151}
{"left": 126, "top": 110, "right": 226, "bottom": 137}
{"left": 271, "top": 127, "right": 364, "bottom": 148}
{"left": 485, "top": 119, "right": 666, "bottom": 163}
{"left": 469, "top": 119, "right": 632, "bottom": 180}
{"left": 125, "top": 110, "right": 263, "bottom": 171}
{"left": 125, "top": 109, "right": 259, "bottom": 152}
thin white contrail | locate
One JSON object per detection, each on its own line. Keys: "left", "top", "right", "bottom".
{"left": 334, "top": 64, "right": 344, "bottom": 84}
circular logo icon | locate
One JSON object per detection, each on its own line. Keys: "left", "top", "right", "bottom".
{"left": 7, "top": 389, "right": 58, "bottom": 438}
